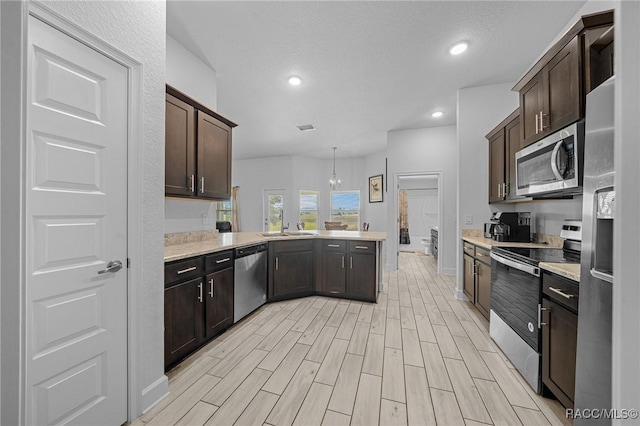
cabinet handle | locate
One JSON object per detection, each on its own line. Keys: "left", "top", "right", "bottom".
{"left": 198, "top": 282, "right": 203, "bottom": 303}
{"left": 216, "top": 258, "right": 231, "bottom": 264}
{"left": 275, "top": 257, "right": 279, "bottom": 271}
{"left": 473, "top": 264, "right": 478, "bottom": 276}
{"left": 355, "top": 245, "right": 369, "bottom": 250}
{"left": 503, "top": 183, "right": 508, "bottom": 197}
{"left": 539, "top": 110, "right": 547, "bottom": 131}
{"left": 548, "top": 286, "right": 575, "bottom": 299}
{"left": 190, "top": 174, "right": 195, "bottom": 193}
{"left": 327, "top": 244, "right": 341, "bottom": 248}
{"left": 177, "top": 266, "right": 197, "bottom": 275}
{"left": 497, "top": 183, "right": 502, "bottom": 198}
{"left": 342, "top": 256, "right": 345, "bottom": 268}
{"left": 538, "top": 304, "right": 548, "bottom": 327}
{"left": 209, "top": 278, "right": 214, "bottom": 298}
{"left": 350, "top": 256, "right": 353, "bottom": 269}
{"left": 200, "top": 176, "right": 205, "bottom": 194}
{"left": 535, "top": 113, "right": 539, "bottom": 134}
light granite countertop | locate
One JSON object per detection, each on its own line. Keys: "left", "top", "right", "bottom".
{"left": 539, "top": 262, "right": 580, "bottom": 282}
{"left": 165, "top": 231, "right": 387, "bottom": 263}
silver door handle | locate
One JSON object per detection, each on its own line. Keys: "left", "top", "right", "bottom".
{"left": 200, "top": 176, "right": 205, "bottom": 193}
{"left": 275, "top": 257, "right": 279, "bottom": 271}
{"left": 355, "top": 246, "right": 369, "bottom": 250}
{"left": 209, "top": 278, "right": 214, "bottom": 298}
{"left": 98, "top": 260, "right": 123, "bottom": 274}
{"left": 535, "top": 113, "right": 539, "bottom": 134}
{"left": 497, "top": 183, "right": 502, "bottom": 198}
{"left": 548, "top": 286, "right": 575, "bottom": 299}
{"left": 198, "top": 282, "right": 203, "bottom": 303}
{"left": 342, "top": 256, "right": 345, "bottom": 268}
{"left": 216, "top": 258, "right": 231, "bottom": 264}
{"left": 539, "top": 111, "right": 547, "bottom": 131}
{"left": 190, "top": 174, "right": 195, "bottom": 193}
{"left": 327, "top": 244, "right": 340, "bottom": 248}
{"left": 590, "top": 268, "right": 614, "bottom": 283}
{"left": 177, "top": 266, "right": 197, "bottom": 274}
{"left": 350, "top": 257, "right": 353, "bottom": 269}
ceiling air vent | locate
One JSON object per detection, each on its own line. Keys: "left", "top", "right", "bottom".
{"left": 296, "top": 124, "right": 316, "bottom": 132}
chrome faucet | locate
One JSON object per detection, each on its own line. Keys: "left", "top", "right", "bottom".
{"left": 279, "top": 209, "right": 289, "bottom": 234}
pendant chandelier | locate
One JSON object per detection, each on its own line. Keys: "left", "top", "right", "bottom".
{"left": 329, "top": 147, "right": 341, "bottom": 190}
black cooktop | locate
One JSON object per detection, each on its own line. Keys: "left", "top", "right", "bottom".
{"left": 493, "top": 246, "right": 580, "bottom": 265}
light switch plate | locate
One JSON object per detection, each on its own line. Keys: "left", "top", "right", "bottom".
{"left": 464, "top": 214, "right": 473, "bottom": 225}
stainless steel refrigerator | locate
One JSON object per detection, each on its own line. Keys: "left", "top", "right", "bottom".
{"left": 575, "top": 76, "right": 614, "bottom": 424}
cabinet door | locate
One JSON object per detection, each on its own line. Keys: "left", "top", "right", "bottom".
{"left": 197, "top": 110, "right": 232, "bottom": 199}
{"left": 165, "top": 94, "right": 195, "bottom": 197}
{"left": 164, "top": 278, "right": 203, "bottom": 369}
{"left": 505, "top": 115, "right": 522, "bottom": 200}
{"left": 347, "top": 253, "right": 376, "bottom": 302}
{"left": 542, "top": 298, "right": 578, "bottom": 408}
{"left": 322, "top": 252, "right": 346, "bottom": 295}
{"left": 463, "top": 254, "right": 475, "bottom": 302}
{"left": 488, "top": 130, "right": 505, "bottom": 203}
{"left": 273, "top": 251, "right": 314, "bottom": 298}
{"left": 475, "top": 261, "right": 491, "bottom": 320}
{"left": 204, "top": 268, "right": 234, "bottom": 339}
{"left": 520, "top": 73, "right": 545, "bottom": 146}
{"left": 544, "top": 36, "right": 581, "bottom": 134}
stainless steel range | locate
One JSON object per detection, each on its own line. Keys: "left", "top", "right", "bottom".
{"left": 489, "top": 224, "right": 581, "bottom": 393}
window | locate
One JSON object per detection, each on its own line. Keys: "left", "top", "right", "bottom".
{"left": 330, "top": 190, "right": 360, "bottom": 231}
{"left": 299, "top": 190, "right": 319, "bottom": 230}
{"left": 216, "top": 200, "right": 232, "bottom": 222}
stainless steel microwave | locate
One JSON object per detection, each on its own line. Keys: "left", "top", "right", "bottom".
{"left": 515, "top": 121, "right": 584, "bottom": 197}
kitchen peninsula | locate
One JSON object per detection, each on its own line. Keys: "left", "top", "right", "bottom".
{"left": 164, "top": 230, "right": 386, "bottom": 369}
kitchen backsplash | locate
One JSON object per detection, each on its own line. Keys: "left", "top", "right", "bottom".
{"left": 165, "top": 229, "right": 219, "bottom": 246}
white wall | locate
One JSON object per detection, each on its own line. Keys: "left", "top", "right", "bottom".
{"left": 613, "top": 1, "right": 640, "bottom": 421}
{"left": 515, "top": 198, "right": 582, "bottom": 236}
{"left": 362, "top": 150, "right": 388, "bottom": 232}
{"left": 387, "top": 126, "right": 458, "bottom": 274}
{"left": 1, "top": 1, "right": 166, "bottom": 422}
{"left": 164, "top": 34, "right": 220, "bottom": 233}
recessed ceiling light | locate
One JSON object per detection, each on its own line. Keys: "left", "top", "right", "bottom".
{"left": 432, "top": 111, "right": 443, "bottom": 118}
{"left": 288, "top": 75, "right": 302, "bottom": 86}
{"left": 449, "top": 42, "right": 468, "bottom": 56}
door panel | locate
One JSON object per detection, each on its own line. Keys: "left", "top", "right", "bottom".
{"left": 463, "top": 254, "right": 475, "bottom": 302}
{"left": 488, "top": 131, "right": 505, "bottom": 203}
{"left": 165, "top": 94, "right": 195, "bottom": 196}
{"left": 26, "top": 16, "right": 128, "bottom": 425}
{"left": 476, "top": 261, "right": 491, "bottom": 320}
{"left": 322, "top": 252, "right": 346, "bottom": 294}
{"left": 347, "top": 253, "right": 376, "bottom": 302}
{"left": 205, "top": 268, "right": 234, "bottom": 338}
{"left": 545, "top": 37, "right": 581, "bottom": 132}
{"left": 165, "top": 278, "right": 203, "bottom": 368}
{"left": 520, "top": 74, "right": 544, "bottom": 146}
{"left": 505, "top": 116, "right": 522, "bottom": 200}
{"left": 197, "top": 111, "right": 232, "bottom": 199}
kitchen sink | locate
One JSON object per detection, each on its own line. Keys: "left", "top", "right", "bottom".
{"left": 259, "top": 231, "right": 315, "bottom": 237}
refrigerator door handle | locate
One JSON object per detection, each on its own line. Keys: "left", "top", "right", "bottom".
{"left": 590, "top": 268, "right": 614, "bottom": 283}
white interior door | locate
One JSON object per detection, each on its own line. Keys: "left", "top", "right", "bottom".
{"left": 25, "top": 16, "right": 128, "bottom": 425}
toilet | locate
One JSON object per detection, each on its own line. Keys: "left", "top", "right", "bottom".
{"left": 421, "top": 238, "right": 431, "bottom": 255}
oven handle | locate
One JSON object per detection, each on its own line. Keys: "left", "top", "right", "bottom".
{"left": 490, "top": 252, "right": 540, "bottom": 277}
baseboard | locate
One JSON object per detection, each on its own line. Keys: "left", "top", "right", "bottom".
{"left": 441, "top": 267, "right": 456, "bottom": 276}
{"left": 454, "top": 288, "right": 468, "bottom": 301}
{"left": 141, "top": 375, "right": 169, "bottom": 415}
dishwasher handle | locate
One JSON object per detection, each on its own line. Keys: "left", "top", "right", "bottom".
{"left": 235, "top": 244, "right": 268, "bottom": 259}
{"left": 490, "top": 251, "right": 540, "bottom": 277}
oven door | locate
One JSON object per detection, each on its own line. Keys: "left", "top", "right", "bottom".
{"left": 516, "top": 122, "right": 582, "bottom": 196}
{"left": 489, "top": 250, "right": 542, "bottom": 392}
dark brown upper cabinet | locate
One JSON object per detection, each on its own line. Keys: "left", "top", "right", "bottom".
{"left": 513, "top": 10, "right": 613, "bottom": 147}
{"left": 165, "top": 85, "right": 237, "bottom": 200}
{"left": 486, "top": 109, "right": 524, "bottom": 203}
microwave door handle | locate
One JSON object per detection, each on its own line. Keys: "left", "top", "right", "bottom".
{"left": 550, "top": 140, "right": 564, "bottom": 181}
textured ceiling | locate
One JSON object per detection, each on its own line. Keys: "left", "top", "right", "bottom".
{"left": 167, "top": 1, "right": 585, "bottom": 160}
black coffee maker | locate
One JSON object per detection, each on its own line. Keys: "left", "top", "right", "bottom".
{"left": 490, "top": 212, "right": 530, "bottom": 242}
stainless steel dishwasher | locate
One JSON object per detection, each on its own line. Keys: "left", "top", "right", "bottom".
{"left": 234, "top": 243, "right": 267, "bottom": 323}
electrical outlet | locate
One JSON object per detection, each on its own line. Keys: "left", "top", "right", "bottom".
{"left": 464, "top": 214, "right": 473, "bottom": 225}
{"left": 202, "top": 214, "right": 212, "bottom": 225}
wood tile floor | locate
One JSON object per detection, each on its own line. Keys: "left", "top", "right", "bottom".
{"left": 134, "top": 252, "right": 571, "bottom": 426}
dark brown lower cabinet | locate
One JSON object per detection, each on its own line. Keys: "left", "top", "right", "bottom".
{"left": 269, "top": 240, "right": 315, "bottom": 300}
{"left": 204, "top": 267, "right": 234, "bottom": 339}
{"left": 347, "top": 251, "right": 376, "bottom": 302}
{"left": 164, "top": 251, "right": 234, "bottom": 370}
{"left": 462, "top": 253, "right": 475, "bottom": 302}
{"left": 164, "top": 277, "right": 203, "bottom": 368}
{"left": 461, "top": 241, "right": 491, "bottom": 320}
{"left": 542, "top": 272, "right": 579, "bottom": 409}
{"left": 322, "top": 252, "right": 347, "bottom": 294}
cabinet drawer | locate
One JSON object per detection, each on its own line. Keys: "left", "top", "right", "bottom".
{"left": 205, "top": 250, "right": 234, "bottom": 272}
{"left": 165, "top": 257, "right": 203, "bottom": 286}
{"left": 475, "top": 247, "right": 490, "bottom": 264}
{"left": 322, "top": 240, "right": 346, "bottom": 252}
{"left": 463, "top": 242, "right": 475, "bottom": 257}
{"left": 348, "top": 241, "right": 375, "bottom": 254}
{"left": 272, "top": 239, "right": 314, "bottom": 253}
{"left": 543, "top": 272, "right": 579, "bottom": 312}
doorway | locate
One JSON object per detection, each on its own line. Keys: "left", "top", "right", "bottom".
{"left": 263, "top": 189, "right": 285, "bottom": 232}
{"left": 395, "top": 172, "right": 443, "bottom": 272}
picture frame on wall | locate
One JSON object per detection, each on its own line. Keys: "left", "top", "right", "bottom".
{"left": 369, "top": 174, "right": 384, "bottom": 203}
